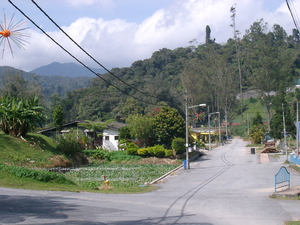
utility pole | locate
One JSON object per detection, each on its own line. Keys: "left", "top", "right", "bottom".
{"left": 297, "top": 102, "right": 299, "bottom": 156}
{"left": 282, "top": 104, "right": 288, "bottom": 161}
{"left": 185, "top": 91, "right": 189, "bottom": 169}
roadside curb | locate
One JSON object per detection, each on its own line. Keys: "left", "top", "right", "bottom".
{"left": 149, "top": 153, "right": 201, "bottom": 185}
{"left": 272, "top": 185, "right": 300, "bottom": 198}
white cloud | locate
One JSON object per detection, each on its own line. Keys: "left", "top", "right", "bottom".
{"left": 1, "top": 0, "right": 298, "bottom": 72}
{"left": 65, "top": 0, "right": 113, "bottom": 7}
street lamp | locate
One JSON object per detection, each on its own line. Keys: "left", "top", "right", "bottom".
{"left": 185, "top": 101, "right": 206, "bottom": 170}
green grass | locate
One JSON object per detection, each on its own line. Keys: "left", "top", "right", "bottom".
{"left": 0, "top": 169, "right": 157, "bottom": 193}
{"left": 234, "top": 98, "right": 272, "bottom": 123}
{"left": 0, "top": 132, "right": 175, "bottom": 193}
{"left": 0, "top": 133, "right": 66, "bottom": 167}
{"left": 284, "top": 221, "right": 300, "bottom": 225}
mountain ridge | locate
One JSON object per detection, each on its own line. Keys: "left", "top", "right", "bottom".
{"left": 29, "top": 62, "right": 106, "bottom": 78}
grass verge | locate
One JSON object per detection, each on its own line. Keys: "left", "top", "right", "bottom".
{"left": 0, "top": 170, "right": 159, "bottom": 194}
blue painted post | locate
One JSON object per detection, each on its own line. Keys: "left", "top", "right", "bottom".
{"left": 183, "top": 160, "right": 187, "bottom": 169}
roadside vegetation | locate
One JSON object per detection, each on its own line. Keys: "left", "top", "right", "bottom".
{"left": 0, "top": 132, "right": 181, "bottom": 193}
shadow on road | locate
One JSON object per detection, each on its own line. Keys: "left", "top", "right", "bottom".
{"left": 0, "top": 194, "right": 74, "bottom": 224}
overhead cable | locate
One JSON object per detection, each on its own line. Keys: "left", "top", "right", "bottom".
{"left": 8, "top": 0, "right": 162, "bottom": 106}
{"left": 31, "top": 0, "right": 162, "bottom": 101}
{"left": 286, "top": 0, "right": 300, "bottom": 31}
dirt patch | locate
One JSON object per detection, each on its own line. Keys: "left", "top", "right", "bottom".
{"left": 137, "top": 157, "right": 182, "bottom": 165}
{"left": 48, "top": 155, "right": 72, "bottom": 168}
{"left": 97, "top": 185, "right": 114, "bottom": 190}
{"left": 261, "top": 148, "right": 280, "bottom": 153}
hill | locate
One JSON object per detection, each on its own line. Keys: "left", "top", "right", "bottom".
{"left": 0, "top": 65, "right": 93, "bottom": 99}
{"left": 30, "top": 62, "right": 106, "bottom": 78}
{"left": 0, "top": 133, "right": 71, "bottom": 168}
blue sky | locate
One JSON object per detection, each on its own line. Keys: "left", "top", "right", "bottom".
{"left": 1, "top": 0, "right": 299, "bottom": 72}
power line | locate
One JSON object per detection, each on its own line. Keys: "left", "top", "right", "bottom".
{"left": 8, "top": 0, "right": 162, "bottom": 106}
{"left": 30, "top": 0, "right": 162, "bottom": 101}
{"left": 286, "top": 0, "right": 300, "bottom": 31}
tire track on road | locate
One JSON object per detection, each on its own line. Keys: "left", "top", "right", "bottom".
{"left": 157, "top": 140, "right": 238, "bottom": 224}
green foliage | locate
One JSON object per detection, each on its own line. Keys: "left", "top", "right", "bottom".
{"left": 84, "top": 148, "right": 141, "bottom": 162}
{"left": 147, "top": 145, "right": 166, "bottom": 158}
{"left": 252, "top": 111, "right": 263, "bottom": 126}
{"left": 78, "top": 120, "right": 112, "bottom": 133}
{"left": 231, "top": 124, "right": 248, "bottom": 137}
{"left": 0, "top": 133, "right": 68, "bottom": 168}
{"left": 137, "top": 148, "right": 149, "bottom": 156}
{"left": 164, "top": 150, "right": 173, "bottom": 157}
{"left": 0, "top": 163, "right": 73, "bottom": 184}
{"left": 66, "top": 164, "right": 178, "bottom": 188}
{"left": 119, "top": 125, "right": 132, "bottom": 140}
{"left": 52, "top": 105, "right": 64, "bottom": 131}
{"left": 126, "top": 114, "right": 155, "bottom": 147}
{"left": 249, "top": 124, "right": 267, "bottom": 144}
{"left": 83, "top": 148, "right": 109, "bottom": 160}
{"left": 55, "top": 129, "right": 81, "bottom": 156}
{"left": 195, "top": 140, "right": 206, "bottom": 149}
{"left": 108, "top": 150, "right": 141, "bottom": 162}
{"left": 0, "top": 93, "right": 46, "bottom": 137}
{"left": 125, "top": 142, "right": 139, "bottom": 155}
{"left": 171, "top": 137, "right": 185, "bottom": 155}
{"left": 153, "top": 107, "right": 185, "bottom": 148}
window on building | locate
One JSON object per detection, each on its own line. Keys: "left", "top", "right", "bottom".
{"left": 105, "top": 136, "right": 109, "bottom": 140}
{"left": 114, "top": 136, "right": 119, "bottom": 140}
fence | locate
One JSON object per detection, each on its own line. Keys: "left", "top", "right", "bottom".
{"left": 290, "top": 154, "right": 300, "bottom": 168}
{"left": 274, "top": 166, "right": 290, "bottom": 192}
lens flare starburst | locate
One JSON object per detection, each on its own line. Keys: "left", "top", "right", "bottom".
{"left": 0, "top": 10, "right": 30, "bottom": 58}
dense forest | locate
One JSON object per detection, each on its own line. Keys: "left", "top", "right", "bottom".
{"left": 56, "top": 19, "right": 300, "bottom": 126}
{"left": 1, "top": 18, "right": 300, "bottom": 139}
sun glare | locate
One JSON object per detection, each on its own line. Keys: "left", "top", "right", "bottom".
{"left": 0, "top": 10, "right": 30, "bottom": 58}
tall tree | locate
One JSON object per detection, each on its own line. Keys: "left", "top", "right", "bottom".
{"left": 126, "top": 114, "right": 155, "bottom": 147}
{"left": 52, "top": 105, "right": 65, "bottom": 132}
{"left": 152, "top": 107, "right": 185, "bottom": 148}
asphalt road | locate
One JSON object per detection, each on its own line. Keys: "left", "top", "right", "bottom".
{"left": 1, "top": 138, "right": 300, "bottom": 225}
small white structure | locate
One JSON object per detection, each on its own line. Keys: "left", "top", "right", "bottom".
{"left": 37, "top": 120, "right": 127, "bottom": 151}
{"left": 102, "top": 122, "right": 126, "bottom": 151}
{"left": 102, "top": 128, "right": 120, "bottom": 151}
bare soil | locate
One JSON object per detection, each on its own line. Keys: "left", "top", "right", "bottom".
{"left": 137, "top": 157, "right": 182, "bottom": 165}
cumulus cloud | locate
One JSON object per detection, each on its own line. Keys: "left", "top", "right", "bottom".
{"left": 1, "top": 0, "right": 298, "bottom": 72}
{"left": 65, "top": 0, "right": 113, "bottom": 7}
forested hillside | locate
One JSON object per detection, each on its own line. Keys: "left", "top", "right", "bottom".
{"left": 0, "top": 66, "right": 93, "bottom": 102}
{"left": 54, "top": 19, "right": 300, "bottom": 126}
{"left": 1, "top": 18, "right": 300, "bottom": 135}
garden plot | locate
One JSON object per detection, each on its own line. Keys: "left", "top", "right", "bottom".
{"left": 66, "top": 164, "right": 179, "bottom": 188}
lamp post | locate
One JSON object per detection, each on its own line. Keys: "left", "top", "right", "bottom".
{"left": 185, "top": 100, "right": 206, "bottom": 170}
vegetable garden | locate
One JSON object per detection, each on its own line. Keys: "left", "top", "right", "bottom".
{"left": 65, "top": 164, "right": 179, "bottom": 188}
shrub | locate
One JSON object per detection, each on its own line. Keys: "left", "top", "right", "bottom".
{"left": 126, "top": 142, "right": 139, "bottom": 155}
{"left": 165, "top": 150, "right": 173, "bottom": 157}
{"left": 196, "top": 140, "right": 206, "bottom": 149}
{"left": 148, "top": 145, "right": 165, "bottom": 158}
{"left": 84, "top": 148, "right": 142, "bottom": 162}
{"left": 137, "top": 148, "right": 149, "bottom": 156}
{"left": 55, "top": 129, "right": 81, "bottom": 156}
{"left": 83, "top": 148, "right": 109, "bottom": 160}
{"left": 171, "top": 137, "right": 185, "bottom": 155}
{"left": 0, "top": 163, "right": 73, "bottom": 184}
{"left": 108, "top": 151, "right": 141, "bottom": 162}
